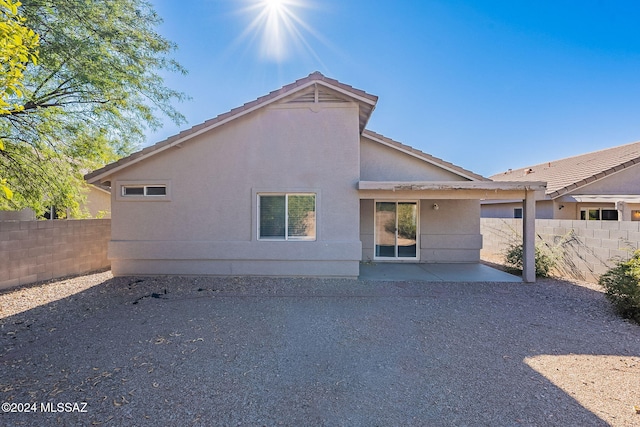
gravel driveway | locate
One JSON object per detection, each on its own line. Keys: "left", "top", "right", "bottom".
{"left": 1, "top": 271, "right": 639, "bottom": 426}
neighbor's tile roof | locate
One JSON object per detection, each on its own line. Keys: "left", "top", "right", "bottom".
{"left": 85, "top": 72, "right": 378, "bottom": 183}
{"left": 490, "top": 140, "right": 640, "bottom": 198}
{"left": 362, "top": 130, "right": 489, "bottom": 181}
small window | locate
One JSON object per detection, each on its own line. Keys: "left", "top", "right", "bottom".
{"left": 514, "top": 208, "right": 523, "bottom": 219}
{"left": 145, "top": 186, "right": 167, "bottom": 196}
{"left": 632, "top": 210, "right": 640, "bottom": 221}
{"left": 122, "top": 185, "right": 167, "bottom": 197}
{"left": 580, "top": 208, "right": 618, "bottom": 221}
{"left": 258, "top": 193, "right": 316, "bottom": 241}
{"left": 123, "top": 186, "right": 144, "bottom": 196}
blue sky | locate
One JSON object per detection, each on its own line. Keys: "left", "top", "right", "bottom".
{"left": 147, "top": 0, "right": 640, "bottom": 177}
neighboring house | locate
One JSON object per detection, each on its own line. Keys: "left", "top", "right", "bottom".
{"left": 1, "top": 184, "right": 111, "bottom": 220}
{"left": 83, "top": 184, "right": 111, "bottom": 218}
{"left": 482, "top": 141, "right": 640, "bottom": 221}
{"left": 86, "top": 72, "right": 543, "bottom": 280}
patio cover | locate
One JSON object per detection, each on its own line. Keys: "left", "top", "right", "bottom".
{"left": 358, "top": 180, "right": 547, "bottom": 283}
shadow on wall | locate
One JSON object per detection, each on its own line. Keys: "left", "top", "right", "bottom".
{"left": 481, "top": 218, "right": 639, "bottom": 283}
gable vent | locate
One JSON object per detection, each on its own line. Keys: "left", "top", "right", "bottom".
{"left": 286, "top": 84, "right": 349, "bottom": 104}
{"left": 287, "top": 89, "right": 316, "bottom": 103}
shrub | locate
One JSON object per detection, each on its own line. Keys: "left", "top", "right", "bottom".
{"left": 598, "top": 251, "right": 640, "bottom": 324}
{"left": 503, "top": 242, "right": 557, "bottom": 277}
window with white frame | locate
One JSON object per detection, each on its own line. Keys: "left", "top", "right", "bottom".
{"left": 258, "top": 193, "right": 316, "bottom": 240}
{"left": 580, "top": 208, "right": 618, "bottom": 221}
{"left": 121, "top": 185, "right": 167, "bottom": 197}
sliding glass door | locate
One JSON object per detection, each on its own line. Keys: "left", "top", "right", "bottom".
{"left": 375, "top": 201, "right": 418, "bottom": 260}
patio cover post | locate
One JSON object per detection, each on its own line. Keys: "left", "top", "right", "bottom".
{"left": 522, "top": 189, "right": 536, "bottom": 283}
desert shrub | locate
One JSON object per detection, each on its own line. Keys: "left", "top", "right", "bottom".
{"left": 503, "top": 242, "right": 558, "bottom": 277}
{"left": 598, "top": 251, "right": 640, "bottom": 324}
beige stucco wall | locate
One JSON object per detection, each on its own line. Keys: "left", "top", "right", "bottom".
{"left": 574, "top": 163, "right": 640, "bottom": 195}
{"left": 420, "top": 199, "right": 481, "bottom": 262}
{"left": 481, "top": 200, "right": 556, "bottom": 219}
{"left": 360, "top": 199, "right": 481, "bottom": 263}
{"left": 359, "top": 138, "right": 483, "bottom": 263}
{"left": 621, "top": 203, "right": 640, "bottom": 221}
{"left": 83, "top": 185, "right": 111, "bottom": 218}
{"left": 360, "top": 137, "right": 466, "bottom": 181}
{"left": 107, "top": 102, "right": 362, "bottom": 277}
{"left": 481, "top": 202, "right": 522, "bottom": 219}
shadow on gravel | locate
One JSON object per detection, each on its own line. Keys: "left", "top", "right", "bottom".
{"left": 1, "top": 274, "right": 639, "bottom": 426}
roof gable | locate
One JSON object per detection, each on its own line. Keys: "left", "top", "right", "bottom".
{"left": 490, "top": 140, "right": 640, "bottom": 198}
{"left": 362, "top": 130, "right": 489, "bottom": 182}
{"left": 86, "top": 72, "right": 378, "bottom": 184}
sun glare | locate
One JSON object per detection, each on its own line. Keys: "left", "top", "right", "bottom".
{"left": 264, "top": 0, "right": 286, "bottom": 11}
{"left": 234, "top": 0, "right": 326, "bottom": 63}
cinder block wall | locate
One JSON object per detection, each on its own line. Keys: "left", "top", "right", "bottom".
{"left": 481, "top": 218, "right": 640, "bottom": 282}
{"left": 0, "top": 219, "right": 111, "bottom": 290}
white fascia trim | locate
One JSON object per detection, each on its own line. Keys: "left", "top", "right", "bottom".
{"left": 363, "top": 133, "right": 480, "bottom": 181}
{"left": 358, "top": 181, "right": 547, "bottom": 191}
{"left": 560, "top": 195, "right": 640, "bottom": 203}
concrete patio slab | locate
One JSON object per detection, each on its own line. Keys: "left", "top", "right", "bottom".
{"left": 358, "top": 262, "right": 521, "bottom": 282}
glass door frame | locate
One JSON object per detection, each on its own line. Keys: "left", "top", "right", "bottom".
{"left": 373, "top": 200, "right": 420, "bottom": 261}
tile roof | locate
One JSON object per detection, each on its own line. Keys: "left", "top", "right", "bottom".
{"left": 362, "top": 130, "right": 489, "bottom": 181}
{"left": 85, "top": 72, "right": 378, "bottom": 183}
{"left": 490, "top": 140, "right": 640, "bottom": 198}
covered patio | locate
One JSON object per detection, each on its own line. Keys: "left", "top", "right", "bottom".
{"left": 358, "top": 180, "right": 546, "bottom": 282}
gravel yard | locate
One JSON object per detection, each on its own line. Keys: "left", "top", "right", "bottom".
{"left": 0, "top": 271, "right": 639, "bottom": 426}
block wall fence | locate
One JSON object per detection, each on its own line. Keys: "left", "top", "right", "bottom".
{"left": 0, "top": 219, "right": 111, "bottom": 290}
{"left": 481, "top": 218, "right": 640, "bottom": 283}
{"left": 2, "top": 218, "right": 638, "bottom": 288}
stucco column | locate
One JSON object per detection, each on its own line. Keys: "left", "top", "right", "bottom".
{"left": 522, "top": 190, "right": 536, "bottom": 283}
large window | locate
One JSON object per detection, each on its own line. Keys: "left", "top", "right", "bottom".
{"left": 258, "top": 193, "right": 316, "bottom": 240}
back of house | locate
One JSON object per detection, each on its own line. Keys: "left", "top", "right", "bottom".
{"left": 86, "top": 72, "right": 544, "bottom": 279}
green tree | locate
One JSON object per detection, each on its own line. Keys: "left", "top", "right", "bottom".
{"left": 0, "top": 0, "right": 38, "bottom": 114}
{"left": 0, "top": 0, "right": 39, "bottom": 200}
{"left": 0, "top": 0, "right": 187, "bottom": 216}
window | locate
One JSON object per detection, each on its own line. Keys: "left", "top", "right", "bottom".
{"left": 514, "top": 208, "right": 523, "bottom": 219}
{"left": 258, "top": 193, "right": 316, "bottom": 240}
{"left": 122, "top": 185, "right": 167, "bottom": 197}
{"left": 580, "top": 208, "right": 618, "bottom": 221}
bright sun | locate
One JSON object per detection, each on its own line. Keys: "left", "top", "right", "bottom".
{"left": 264, "top": 0, "right": 286, "bottom": 11}
{"left": 235, "top": 0, "right": 324, "bottom": 63}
